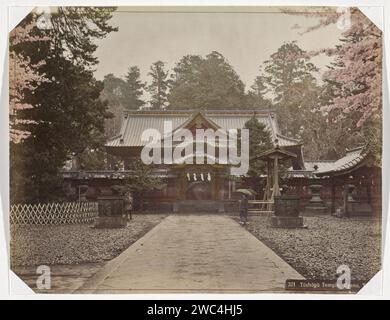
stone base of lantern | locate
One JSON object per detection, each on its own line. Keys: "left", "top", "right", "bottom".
{"left": 346, "top": 201, "right": 373, "bottom": 217}
{"left": 270, "top": 216, "right": 304, "bottom": 228}
{"left": 94, "top": 216, "right": 127, "bottom": 229}
{"left": 305, "top": 184, "right": 328, "bottom": 215}
{"left": 94, "top": 195, "right": 127, "bottom": 229}
{"left": 304, "top": 203, "right": 328, "bottom": 215}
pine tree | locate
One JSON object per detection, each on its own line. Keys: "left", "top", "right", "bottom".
{"left": 10, "top": 8, "right": 117, "bottom": 203}
{"left": 102, "top": 73, "right": 126, "bottom": 138}
{"left": 103, "top": 73, "right": 126, "bottom": 105}
{"left": 244, "top": 116, "right": 273, "bottom": 179}
{"left": 168, "top": 51, "right": 246, "bottom": 110}
{"left": 247, "top": 73, "right": 272, "bottom": 109}
{"left": 147, "top": 61, "right": 169, "bottom": 110}
{"left": 261, "top": 41, "right": 319, "bottom": 137}
{"left": 122, "top": 66, "right": 145, "bottom": 110}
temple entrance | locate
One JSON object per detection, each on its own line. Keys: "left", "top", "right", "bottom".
{"left": 186, "top": 181, "right": 212, "bottom": 200}
{"left": 172, "top": 165, "right": 228, "bottom": 213}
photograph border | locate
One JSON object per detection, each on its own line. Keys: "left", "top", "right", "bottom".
{"left": 0, "top": 0, "right": 389, "bottom": 300}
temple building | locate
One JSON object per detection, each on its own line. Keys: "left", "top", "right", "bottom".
{"left": 105, "top": 109, "right": 303, "bottom": 212}
{"left": 287, "top": 146, "right": 381, "bottom": 216}
{"left": 62, "top": 109, "right": 381, "bottom": 216}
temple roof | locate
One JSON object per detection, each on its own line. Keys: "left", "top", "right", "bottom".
{"left": 287, "top": 146, "right": 369, "bottom": 178}
{"left": 313, "top": 146, "right": 369, "bottom": 176}
{"left": 106, "top": 110, "right": 302, "bottom": 148}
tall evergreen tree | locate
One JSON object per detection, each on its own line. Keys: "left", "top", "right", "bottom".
{"left": 259, "top": 41, "right": 362, "bottom": 159}
{"left": 247, "top": 73, "right": 272, "bottom": 109}
{"left": 261, "top": 41, "right": 319, "bottom": 137}
{"left": 168, "top": 51, "right": 246, "bottom": 110}
{"left": 147, "top": 61, "right": 169, "bottom": 110}
{"left": 122, "top": 66, "right": 145, "bottom": 110}
{"left": 10, "top": 8, "right": 117, "bottom": 203}
{"left": 102, "top": 73, "right": 126, "bottom": 138}
{"left": 239, "top": 115, "right": 272, "bottom": 194}
{"left": 245, "top": 117, "right": 273, "bottom": 178}
{"left": 103, "top": 73, "right": 126, "bottom": 105}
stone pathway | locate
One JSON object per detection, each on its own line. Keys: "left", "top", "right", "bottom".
{"left": 77, "top": 215, "right": 304, "bottom": 293}
{"left": 13, "top": 263, "right": 105, "bottom": 294}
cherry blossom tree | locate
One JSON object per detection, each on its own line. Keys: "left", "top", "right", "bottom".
{"left": 284, "top": 7, "right": 381, "bottom": 127}
{"left": 283, "top": 7, "right": 382, "bottom": 161}
{"left": 9, "top": 17, "right": 49, "bottom": 143}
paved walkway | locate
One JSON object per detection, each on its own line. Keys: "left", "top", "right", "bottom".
{"left": 77, "top": 215, "right": 303, "bottom": 293}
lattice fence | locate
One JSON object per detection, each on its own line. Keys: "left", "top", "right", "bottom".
{"left": 10, "top": 202, "right": 98, "bottom": 225}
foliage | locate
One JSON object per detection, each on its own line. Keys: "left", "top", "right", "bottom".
{"left": 254, "top": 39, "right": 368, "bottom": 160}
{"left": 9, "top": 18, "right": 49, "bottom": 143}
{"left": 101, "top": 74, "right": 125, "bottom": 138}
{"left": 122, "top": 159, "right": 163, "bottom": 194}
{"left": 263, "top": 42, "right": 318, "bottom": 103}
{"left": 77, "top": 147, "right": 107, "bottom": 170}
{"left": 147, "top": 61, "right": 169, "bottom": 110}
{"left": 121, "top": 66, "right": 146, "bottom": 110}
{"left": 168, "top": 51, "right": 247, "bottom": 110}
{"left": 102, "top": 67, "right": 146, "bottom": 111}
{"left": 10, "top": 8, "right": 117, "bottom": 203}
{"left": 259, "top": 41, "right": 319, "bottom": 137}
{"left": 282, "top": 7, "right": 382, "bottom": 164}
{"left": 50, "top": 7, "right": 118, "bottom": 68}
{"left": 103, "top": 73, "right": 126, "bottom": 105}
{"left": 244, "top": 116, "right": 272, "bottom": 181}
{"left": 311, "top": 8, "right": 382, "bottom": 129}
{"left": 247, "top": 73, "right": 272, "bottom": 109}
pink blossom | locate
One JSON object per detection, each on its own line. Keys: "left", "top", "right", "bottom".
{"left": 9, "top": 17, "right": 50, "bottom": 143}
{"left": 284, "top": 7, "right": 382, "bottom": 128}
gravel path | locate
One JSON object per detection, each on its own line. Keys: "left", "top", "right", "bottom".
{"left": 10, "top": 214, "right": 167, "bottom": 267}
{"left": 240, "top": 215, "right": 381, "bottom": 281}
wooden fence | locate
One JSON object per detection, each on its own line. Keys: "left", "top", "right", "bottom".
{"left": 10, "top": 202, "right": 98, "bottom": 225}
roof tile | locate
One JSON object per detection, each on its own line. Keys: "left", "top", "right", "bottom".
{"left": 106, "top": 110, "right": 301, "bottom": 148}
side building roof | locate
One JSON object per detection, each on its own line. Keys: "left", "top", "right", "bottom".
{"left": 286, "top": 146, "right": 370, "bottom": 179}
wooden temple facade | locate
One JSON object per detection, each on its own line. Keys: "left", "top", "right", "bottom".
{"left": 105, "top": 110, "right": 303, "bottom": 212}
{"left": 62, "top": 110, "right": 381, "bottom": 216}
{"left": 286, "top": 146, "right": 381, "bottom": 216}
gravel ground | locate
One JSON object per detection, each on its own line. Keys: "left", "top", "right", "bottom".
{"left": 10, "top": 214, "right": 167, "bottom": 267}
{"left": 239, "top": 215, "right": 381, "bottom": 281}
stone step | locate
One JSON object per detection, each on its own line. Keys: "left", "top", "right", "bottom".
{"left": 174, "top": 200, "right": 224, "bottom": 213}
{"left": 248, "top": 210, "right": 273, "bottom": 216}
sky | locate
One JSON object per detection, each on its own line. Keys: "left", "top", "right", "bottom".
{"left": 93, "top": 7, "right": 344, "bottom": 91}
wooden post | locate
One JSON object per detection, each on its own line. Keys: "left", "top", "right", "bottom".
{"left": 212, "top": 170, "right": 217, "bottom": 200}
{"left": 331, "top": 180, "right": 336, "bottom": 214}
{"left": 343, "top": 184, "right": 348, "bottom": 217}
{"left": 271, "top": 156, "right": 280, "bottom": 200}
{"left": 177, "top": 171, "right": 185, "bottom": 200}
{"left": 263, "top": 160, "right": 272, "bottom": 211}
{"left": 367, "top": 183, "right": 372, "bottom": 205}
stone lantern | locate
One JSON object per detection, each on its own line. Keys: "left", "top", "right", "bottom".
{"left": 94, "top": 185, "right": 127, "bottom": 228}
{"left": 304, "top": 184, "right": 328, "bottom": 214}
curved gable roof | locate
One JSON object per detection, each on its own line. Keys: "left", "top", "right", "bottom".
{"left": 106, "top": 110, "right": 302, "bottom": 148}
